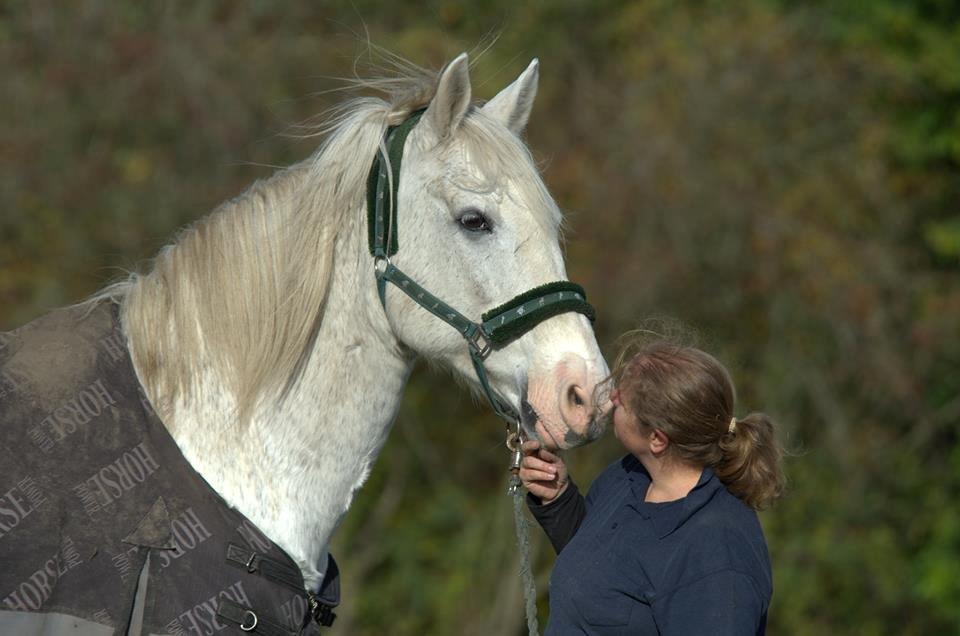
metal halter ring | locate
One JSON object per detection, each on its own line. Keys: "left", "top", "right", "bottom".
{"left": 468, "top": 327, "right": 493, "bottom": 360}
{"left": 373, "top": 255, "right": 391, "bottom": 277}
{"left": 240, "top": 610, "right": 258, "bottom": 632}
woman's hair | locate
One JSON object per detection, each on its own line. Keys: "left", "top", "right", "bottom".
{"left": 608, "top": 335, "right": 785, "bottom": 510}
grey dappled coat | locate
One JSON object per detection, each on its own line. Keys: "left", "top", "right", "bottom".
{"left": 0, "top": 302, "right": 339, "bottom": 635}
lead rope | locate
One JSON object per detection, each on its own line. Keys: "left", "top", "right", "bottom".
{"left": 506, "top": 423, "right": 540, "bottom": 636}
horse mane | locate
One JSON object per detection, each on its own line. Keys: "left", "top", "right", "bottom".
{"left": 89, "top": 59, "right": 562, "bottom": 430}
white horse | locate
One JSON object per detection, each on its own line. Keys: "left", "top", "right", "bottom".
{"left": 94, "top": 53, "right": 607, "bottom": 592}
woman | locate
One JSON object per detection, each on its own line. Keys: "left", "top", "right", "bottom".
{"left": 520, "top": 340, "right": 785, "bottom": 635}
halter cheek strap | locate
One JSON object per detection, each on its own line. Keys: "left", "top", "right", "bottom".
{"left": 367, "top": 110, "right": 424, "bottom": 259}
{"left": 367, "top": 110, "right": 596, "bottom": 424}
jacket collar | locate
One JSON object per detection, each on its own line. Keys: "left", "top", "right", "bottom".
{"left": 623, "top": 455, "right": 722, "bottom": 539}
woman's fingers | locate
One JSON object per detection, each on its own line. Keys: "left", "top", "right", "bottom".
{"left": 520, "top": 439, "right": 561, "bottom": 462}
{"left": 520, "top": 456, "right": 556, "bottom": 478}
{"left": 520, "top": 452, "right": 559, "bottom": 486}
{"left": 537, "top": 448, "right": 561, "bottom": 463}
{"left": 519, "top": 438, "right": 569, "bottom": 503}
{"left": 525, "top": 482, "right": 556, "bottom": 500}
{"left": 522, "top": 454, "right": 556, "bottom": 473}
{"left": 522, "top": 439, "right": 562, "bottom": 464}
{"left": 521, "top": 468, "right": 557, "bottom": 483}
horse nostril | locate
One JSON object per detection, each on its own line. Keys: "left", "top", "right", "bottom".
{"left": 568, "top": 385, "right": 585, "bottom": 407}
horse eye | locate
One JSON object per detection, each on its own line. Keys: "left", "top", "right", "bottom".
{"left": 458, "top": 209, "right": 492, "bottom": 233}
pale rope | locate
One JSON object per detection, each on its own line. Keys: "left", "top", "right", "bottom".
{"left": 509, "top": 474, "right": 540, "bottom": 636}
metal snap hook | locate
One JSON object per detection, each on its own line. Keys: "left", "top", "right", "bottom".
{"left": 506, "top": 420, "right": 524, "bottom": 495}
{"left": 506, "top": 420, "right": 524, "bottom": 474}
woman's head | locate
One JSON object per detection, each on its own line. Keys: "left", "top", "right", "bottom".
{"left": 606, "top": 338, "right": 785, "bottom": 510}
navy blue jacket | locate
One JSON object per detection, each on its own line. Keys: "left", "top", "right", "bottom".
{"left": 528, "top": 455, "right": 771, "bottom": 635}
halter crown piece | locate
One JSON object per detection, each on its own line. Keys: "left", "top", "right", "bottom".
{"left": 366, "top": 109, "right": 596, "bottom": 424}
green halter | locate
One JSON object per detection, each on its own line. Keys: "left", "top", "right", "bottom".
{"left": 366, "top": 110, "right": 596, "bottom": 423}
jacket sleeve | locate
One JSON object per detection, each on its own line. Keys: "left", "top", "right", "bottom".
{"left": 525, "top": 480, "right": 586, "bottom": 554}
{"left": 652, "top": 570, "right": 767, "bottom": 636}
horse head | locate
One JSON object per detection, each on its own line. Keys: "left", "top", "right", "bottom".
{"left": 378, "top": 54, "right": 609, "bottom": 450}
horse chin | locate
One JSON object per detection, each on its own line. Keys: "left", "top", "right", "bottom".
{"left": 533, "top": 420, "right": 564, "bottom": 451}
{"left": 541, "top": 410, "right": 609, "bottom": 451}
{"left": 562, "top": 413, "right": 608, "bottom": 449}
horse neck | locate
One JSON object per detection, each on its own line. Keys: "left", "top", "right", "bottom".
{"left": 136, "top": 163, "right": 413, "bottom": 590}
{"left": 251, "top": 220, "right": 414, "bottom": 588}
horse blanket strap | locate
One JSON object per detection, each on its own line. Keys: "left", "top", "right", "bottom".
{"left": 226, "top": 543, "right": 340, "bottom": 628}
{"left": 227, "top": 543, "right": 311, "bottom": 594}
{"left": 306, "top": 592, "right": 338, "bottom": 629}
{"left": 0, "top": 302, "right": 339, "bottom": 635}
{"left": 366, "top": 110, "right": 597, "bottom": 424}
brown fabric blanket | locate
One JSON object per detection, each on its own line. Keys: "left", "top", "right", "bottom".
{"left": 0, "top": 302, "right": 338, "bottom": 635}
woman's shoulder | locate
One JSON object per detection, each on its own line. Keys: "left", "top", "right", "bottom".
{"left": 696, "top": 478, "right": 768, "bottom": 543}
{"left": 710, "top": 479, "right": 765, "bottom": 523}
{"left": 669, "top": 481, "right": 772, "bottom": 592}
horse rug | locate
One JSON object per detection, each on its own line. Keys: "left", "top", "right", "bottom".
{"left": 0, "top": 302, "right": 339, "bottom": 635}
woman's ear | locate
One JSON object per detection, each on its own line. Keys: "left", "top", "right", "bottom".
{"left": 650, "top": 429, "right": 670, "bottom": 455}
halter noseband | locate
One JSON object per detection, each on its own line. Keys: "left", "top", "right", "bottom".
{"left": 366, "top": 109, "right": 596, "bottom": 424}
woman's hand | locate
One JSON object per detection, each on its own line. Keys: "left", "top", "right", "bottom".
{"left": 520, "top": 440, "right": 570, "bottom": 504}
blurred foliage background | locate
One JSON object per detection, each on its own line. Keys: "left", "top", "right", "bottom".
{"left": 2, "top": 1, "right": 958, "bottom": 634}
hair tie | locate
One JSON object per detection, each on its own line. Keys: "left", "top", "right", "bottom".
{"left": 728, "top": 417, "right": 737, "bottom": 434}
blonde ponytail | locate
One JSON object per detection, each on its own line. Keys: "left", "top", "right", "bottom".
{"left": 716, "top": 412, "right": 785, "bottom": 510}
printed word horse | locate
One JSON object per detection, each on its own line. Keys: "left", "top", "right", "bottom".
{"left": 0, "top": 53, "right": 607, "bottom": 634}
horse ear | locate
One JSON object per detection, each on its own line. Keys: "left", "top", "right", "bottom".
{"left": 423, "top": 53, "right": 472, "bottom": 143}
{"left": 481, "top": 58, "right": 539, "bottom": 135}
